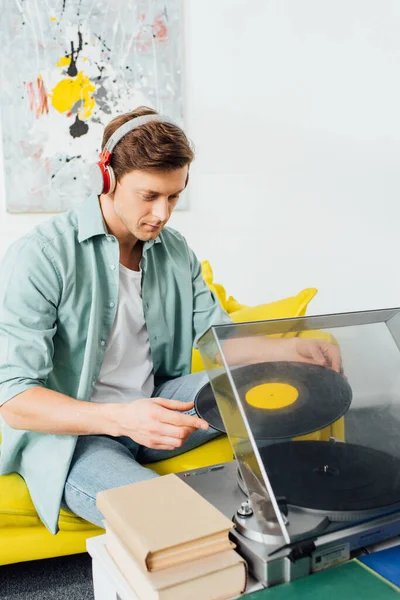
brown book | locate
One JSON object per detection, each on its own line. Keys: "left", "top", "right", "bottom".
{"left": 96, "top": 473, "right": 236, "bottom": 572}
{"left": 105, "top": 522, "right": 247, "bottom": 600}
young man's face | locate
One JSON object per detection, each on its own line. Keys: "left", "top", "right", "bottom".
{"left": 111, "top": 167, "right": 188, "bottom": 241}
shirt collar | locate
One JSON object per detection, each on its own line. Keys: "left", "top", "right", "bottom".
{"left": 75, "top": 194, "right": 162, "bottom": 248}
{"left": 143, "top": 237, "right": 162, "bottom": 252}
{"left": 76, "top": 194, "right": 108, "bottom": 243}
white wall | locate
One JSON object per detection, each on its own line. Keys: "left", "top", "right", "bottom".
{"left": 1, "top": 0, "right": 400, "bottom": 315}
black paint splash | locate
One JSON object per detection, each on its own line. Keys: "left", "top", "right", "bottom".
{"left": 60, "top": 0, "right": 67, "bottom": 21}
{"left": 69, "top": 116, "right": 89, "bottom": 138}
{"left": 66, "top": 30, "right": 83, "bottom": 77}
{"left": 94, "top": 33, "right": 111, "bottom": 53}
{"left": 51, "top": 154, "right": 82, "bottom": 178}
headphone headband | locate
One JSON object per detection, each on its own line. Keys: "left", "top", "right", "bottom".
{"left": 104, "top": 114, "right": 178, "bottom": 155}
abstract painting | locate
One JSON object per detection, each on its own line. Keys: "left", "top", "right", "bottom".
{"left": 0, "top": 0, "right": 184, "bottom": 212}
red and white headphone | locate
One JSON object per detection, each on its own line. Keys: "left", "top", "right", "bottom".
{"left": 89, "top": 114, "right": 177, "bottom": 196}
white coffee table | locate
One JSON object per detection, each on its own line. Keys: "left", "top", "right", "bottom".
{"left": 87, "top": 534, "right": 263, "bottom": 600}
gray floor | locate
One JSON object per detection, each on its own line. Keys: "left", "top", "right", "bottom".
{"left": 1, "top": 553, "right": 94, "bottom": 600}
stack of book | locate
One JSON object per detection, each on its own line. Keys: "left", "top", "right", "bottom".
{"left": 97, "top": 473, "right": 247, "bottom": 600}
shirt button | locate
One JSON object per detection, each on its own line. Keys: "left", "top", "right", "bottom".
{"left": 106, "top": 236, "right": 113, "bottom": 242}
{"left": 109, "top": 301, "right": 115, "bottom": 308}
{"left": 100, "top": 340, "right": 106, "bottom": 346}
{"left": 110, "top": 264, "right": 116, "bottom": 271}
{"left": 91, "top": 380, "right": 96, "bottom": 387}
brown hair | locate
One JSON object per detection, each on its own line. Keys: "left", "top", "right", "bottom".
{"left": 102, "top": 106, "right": 194, "bottom": 182}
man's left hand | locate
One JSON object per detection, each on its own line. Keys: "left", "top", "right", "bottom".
{"left": 284, "top": 337, "right": 342, "bottom": 373}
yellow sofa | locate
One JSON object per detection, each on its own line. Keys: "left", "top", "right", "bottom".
{"left": 0, "top": 262, "right": 339, "bottom": 566}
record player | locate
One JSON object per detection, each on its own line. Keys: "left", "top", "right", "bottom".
{"left": 177, "top": 308, "right": 400, "bottom": 588}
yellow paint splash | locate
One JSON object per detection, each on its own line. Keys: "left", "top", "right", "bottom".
{"left": 56, "top": 56, "right": 72, "bottom": 67}
{"left": 50, "top": 16, "right": 57, "bottom": 21}
{"left": 51, "top": 71, "right": 96, "bottom": 119}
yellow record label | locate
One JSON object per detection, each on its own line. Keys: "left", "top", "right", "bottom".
{"left": 246, "top": 382, "right": 299, "bottom": 410}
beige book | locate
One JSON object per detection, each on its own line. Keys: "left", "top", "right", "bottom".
{"left": 97, "top": 473, "right": 235, "bottom": 572}
{"left": 146, "top": 534, "right": 236, "bottom": 571}
{"left": 105, "top": 523, "right": 247, "bottom": 600}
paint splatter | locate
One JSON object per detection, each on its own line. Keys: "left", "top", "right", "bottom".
{"left": 25, "top": 76, "right": 49, "bottom": 118}
{"left": 153, "top": 14, "right": 168, "bottom": 42}
{"left": 69, "top": 115, "right": 89, "bottom": 138}
{"left": 51, "top": 70, "right": 96, "bottom": 119}
{"left": 66, "top": 31, "right": 83, "bottom": 77}
{"left": 94, "top": 33, "right": 111, "bottom": 53}
{"left": 61, "top": 0, "right": 67, "bottom": 19}
{"left": 135, "top": 11, "right": 169, "bottom": 51}
{"left": 56, "top": 56, "right": 71, "bottom": 68}
{"left": 94, "top": 85, "right": 111, "bottom": 114}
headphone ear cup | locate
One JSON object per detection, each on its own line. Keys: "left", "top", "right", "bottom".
{"left": 107, "top": 166, "right": 116, "bottom": 194}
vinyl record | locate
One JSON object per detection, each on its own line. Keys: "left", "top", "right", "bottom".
{"left": 259, "top": 441, "right": 400, "bottom": 519}
{"left": 195, "top": 361, "right": 352, "bottom": 440}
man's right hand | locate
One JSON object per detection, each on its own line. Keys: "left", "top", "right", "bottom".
{"left": 112, "top": 397, "right": 209, "bottom": 450}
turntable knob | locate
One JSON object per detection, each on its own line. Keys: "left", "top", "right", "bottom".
{"left": 237, "top": 500, "right": 253, "bottom": 518}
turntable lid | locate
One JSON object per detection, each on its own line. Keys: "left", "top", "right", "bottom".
{"left": 197, "top": 307, "right": 400, "bottom": 545}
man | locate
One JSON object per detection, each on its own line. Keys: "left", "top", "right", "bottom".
{"left": 0, "top": 106, "right": 340, "bottom": 532}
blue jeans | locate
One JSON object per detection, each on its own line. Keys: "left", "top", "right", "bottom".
{"left": 62, "top": 371, "right": 221, "bottom": 527}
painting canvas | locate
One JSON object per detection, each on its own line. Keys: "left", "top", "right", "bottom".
{"left": 0, "top": 0, "right": 185, "bottom": 212}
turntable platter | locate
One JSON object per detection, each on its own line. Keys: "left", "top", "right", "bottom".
{"left": 259, "top": 441, "right": 400, "bottom": 520}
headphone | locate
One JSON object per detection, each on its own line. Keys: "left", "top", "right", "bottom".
{"left": 89, "top": 114, "right": 178, "bottom": 196}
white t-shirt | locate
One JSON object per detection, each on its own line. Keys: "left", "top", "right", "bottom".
{"left": 91, "top": 263, "right": 155, "bottom": 403}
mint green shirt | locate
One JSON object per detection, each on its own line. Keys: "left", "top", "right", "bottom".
{"left": 0, "top": 194, "right": 231, "bottom": 533}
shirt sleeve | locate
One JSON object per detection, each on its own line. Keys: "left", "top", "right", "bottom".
{"left": 188, "top": 245, "right": 232, "bottom": 348}
{"left": 0, "top": 236, "right": 61, "bottom": 406}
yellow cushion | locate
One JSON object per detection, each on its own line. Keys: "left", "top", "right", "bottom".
{"left": 230, "top": 288, "right": 317, "bottom": 322}
{"left": 0, "top": 526, "right": 104, "bottom": 566}
{"left": 201, "top": 260, "right": 247, "bottom": 313}
{"left": 200, "top": 260, "right": 318, "bottom": 318}
{"left": 147, "top": 435, "right": 233, "bottom": 475}
{"left": 0, "top": 473, "right": 101, "bottom": 531}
